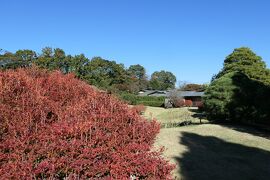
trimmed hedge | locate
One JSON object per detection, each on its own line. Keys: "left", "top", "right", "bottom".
{"left": 136, "top": 101, "right": 164, "bottom": 107}
{"left": 119, "top": 93, "right": 165, "bottom": 107}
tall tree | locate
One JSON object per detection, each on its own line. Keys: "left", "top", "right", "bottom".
{"left": 0, "top": 49, "right": 36, "bottom": 69}
{"left": 69, "top": 54, "right": 89, "bottom": 78}
{"left": 149, "top": 70, "right": 176, "bottom": 90}
{"left": 0, "top": 51, "right": 16, "bottom": 69}
{"left": 15, "top": 49, "right": 37, "bottom": 62}
{"left": 15, "top": 49, "right": 37, "bottom": 67}
{"left": 53, "top": 48, "right": 65, "bottom": 59}
{"left": 127, "top": 64, "right": 146, "bottom": 80}
{"left": 35, "top": 47, "right": 67, "bottom": 72}
{"left": 35, "top": 47, "right": 54, "bottom": 70}
{"left": 83, "top": 57, "right": 128, "bottom": 91}
{"left": 127, "top": 64, "right": 148, "bottom": 91}
{"left": 53, "top": 48, "right": 66, "bottom": 72}
{"left": 41, "top": 47, "right": 53, "bottom": 58}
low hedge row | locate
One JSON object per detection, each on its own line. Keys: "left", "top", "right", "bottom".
{"left": 136, "top": 101, "right": 164, "bottom": 107}
{"left": 119, "top": 93, "right": 165, "bottom": 107}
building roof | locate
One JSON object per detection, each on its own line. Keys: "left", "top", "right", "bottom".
{"left": 138, "top": 90, "right": 204, "bottom": 97}
{"left": 138, "top": 90, "right": 169, "bottom": 97}
{"left": 177, "top": 91, "right": 204, "bottom": 97}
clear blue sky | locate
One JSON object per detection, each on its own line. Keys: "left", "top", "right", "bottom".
{"left": 1, "top": 0, "right": 270, "bottom": 84}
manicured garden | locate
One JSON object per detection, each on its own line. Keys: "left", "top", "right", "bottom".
{"left": 1, "top": 46, "right": 270, "bottom": 180}
{"left": 142, "top": 106, "right": 208, "bottom": 127}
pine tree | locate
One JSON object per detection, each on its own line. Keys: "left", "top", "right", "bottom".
{"left": 204, "top": 47, "right": 270, "bottom": 124}
{"left": 215, "top": 47, "right": 270, "bottom": 85}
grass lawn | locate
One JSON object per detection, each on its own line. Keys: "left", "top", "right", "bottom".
{"left": 142, "top": 106, "right": 208, "bottom": 125}
{"left": 155, "top": 124, "right": 270, "bottom": 180}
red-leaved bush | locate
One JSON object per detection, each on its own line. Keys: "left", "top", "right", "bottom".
{"left": 184, "top": 100, "right": 193, "bottom": 107}
{"left": 173, "top": 99, "right": 185, "bottom": 108}
{"left": 131, "top": 104, "right": 146, "bottom": 115}
{"left": 194, "top": 101, "right": 203, "bottom": 108}
{"left": 0, "top": 68, "right": 175, "bottom": 179}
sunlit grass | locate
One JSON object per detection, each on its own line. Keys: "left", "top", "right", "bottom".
{"left": 155, "top": 124, "right": 270, "bottom": 180}
{"left": 142, "top": 106, "right": 207, "bottom": 124}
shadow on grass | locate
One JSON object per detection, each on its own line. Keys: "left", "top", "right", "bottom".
{"left": 189, "top": 106, "right": 270, "bottom": 140}
{"left": 175, "top": 132, "right": 270, "bottom": 180}
{"left": 188, "top": 107, "right": 206, "bottom": 120}
{"left": 187, "top": 108, "right": 199, "bottom": 113}
{"left": 213, "top": 122, "right": 270, "bottom": 140}
{"left": 160, "top": 121, "right": 210, "bottom": 129}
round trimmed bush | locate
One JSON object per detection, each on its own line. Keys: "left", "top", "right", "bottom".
{"left": 0, "top": 68, "right": 174, "bottom": 179}
{"left": 184, "top": 100, "right": 193, "bottom": 107}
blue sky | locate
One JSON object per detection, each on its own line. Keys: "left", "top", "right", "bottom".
{"left": 1, "top": 0, "right": 270, "bottom": 84}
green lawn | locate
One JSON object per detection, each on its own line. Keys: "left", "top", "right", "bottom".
{"left": 154, "top": 124, "right": 270, "bottom": 180}
{"left": 142, "top": 106, "right": 208, "bottom": 125}
{"left": 143, "top": 106, "right": 270, "bottom": 179}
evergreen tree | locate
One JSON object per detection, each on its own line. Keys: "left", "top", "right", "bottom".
{"left": 204, "top": 47, "right": 270, "bottom": 124}
{"left": 215, "top": 47, "right": 270, "bottom": 84}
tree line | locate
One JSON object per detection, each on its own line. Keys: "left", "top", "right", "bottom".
{"left": 0, "top": 47, "right": 176, "bottom": 93}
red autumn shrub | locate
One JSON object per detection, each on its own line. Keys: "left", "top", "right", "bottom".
{"left": 196, "top": 101, "right": 204, "bottom": 111}
{"left": 0, "top": 68, "right": 175, "bottom": 179}
{"left": 131, "top": 104, "right": 146, "bottom": 115}
{"left": 185, "top": 100, "right": 193, "bottom": 107}
{"left": 194, "top": 101, "right": 203, "bottom": 108}
{"left": 174, "top": 99, "right": 185, "bottom": 108}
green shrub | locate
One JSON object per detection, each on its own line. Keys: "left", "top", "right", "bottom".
{"left": 119, "top": 93, "right": 138, "bottom": 104}
{"left": 119, "top": 93, "right": 165, "bottom": 107}
{"left": 136, "top": 101, "right": 164, "bottom": 107}
{"left": 203, "top": 73, "right": 236, "bottom": 121}
{"left": 203, "top": 72, "right": 270, "bottom": 124}
{"left": 204, "top": 47, "right": 270, "bottom": 125}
